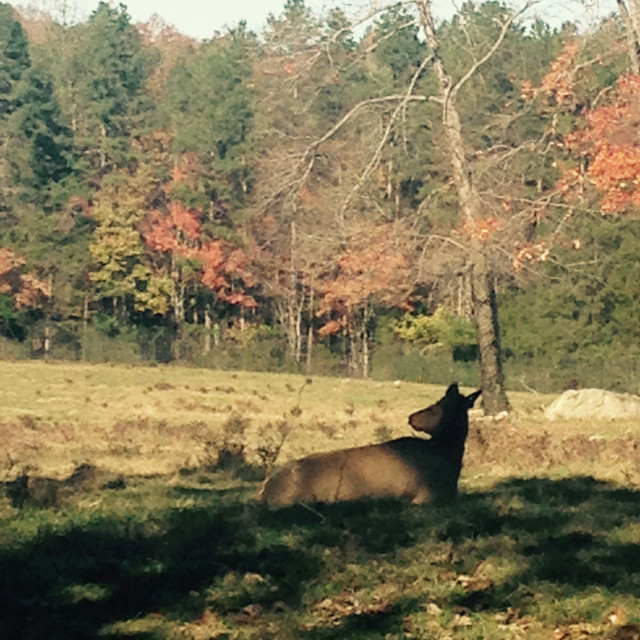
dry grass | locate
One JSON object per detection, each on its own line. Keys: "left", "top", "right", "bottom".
{"left": 1, "top": 359, "right": 637, "bottom": 489}
{"left": 2, "top": 360, "right": 640, "bottom": 640}
{"left": 0, "top": 360, "right": 450, "bottom": 478}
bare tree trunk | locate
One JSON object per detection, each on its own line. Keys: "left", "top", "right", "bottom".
{"left": 284, "top": 297, "right": 303, "bottom": 366}
{"left": 346, "top": 310, "right": 357, "bottom": 377}
{"left": 99, "top": 122, "right": 107, "bottom": 170}
{"left": 617, "top": 0, "right": 640, "bottom": 73}
{"left": 345, "top": 308, "right": 370, "bottom": 379}
{"left": 171, "top": 256, "right": 185, "bottom": 360}
{"left": 417, "top": 0, "right": 509, "bottom": 413}
{"left": 280, "top": 221, "right": 307, "bottom": 367}
{"left": 295, "top": 302, "right": 303, "bottom": 364}
{"left": 470, "top": 249, "right": 509, "bottom": 413}
{"left": 204, "top": 306, "right": 211, "bottom": 355}
{"left": 43, "top": 273, "right": 54, "bottom": 360}
{"left": 287, "top": 221, "right": 296, "bottom": 362}
{"left": 362, "top": 308, "right": 370, "bottom": 379}
{"left": 81, "top": 295, "right": 89, "bottom": 361}
{"left": 306, "top": 289, "right": 314, "bottom": 375}
{"left": 286, "top": 297, "right": 297, "bottom": 362}
{"left": 44, "top": 323, "right": 51, "bottom": 359}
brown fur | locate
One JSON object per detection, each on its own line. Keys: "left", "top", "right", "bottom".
{"left": 259, "top": 383, "right": 481, "bottom": 507}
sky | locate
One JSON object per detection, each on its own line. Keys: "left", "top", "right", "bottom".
{"left": 11, "top": 0, "right": 347, "bottom": 39}
{"left": 9, "top": 0, "right": 620, "bottom": 40}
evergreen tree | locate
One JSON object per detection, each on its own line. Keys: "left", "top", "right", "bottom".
{"left": 0, "top": 3, "right": 30, "bottom": 117}
{"left": 0, "top": 4, "right": 30, "bottom": 218}
{"left": 161, "top": 24, "right": 257, "bottom": 220}
{"left": 0, "top": 6, "right": 91, "bottom": 340}
{"left": 11, "top": 66, "right": 73, "bottom": 195}
{"left": 372, "top": 4, "right": 424, "bottom": 87}
{"left": 265, "top": 0, "right": 320, "bottom": 53}
{"left": 70, "top": 2, "right": 156, "bottom": 174}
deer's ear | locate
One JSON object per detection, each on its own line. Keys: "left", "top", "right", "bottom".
{"left": 466, "top": 389, "right": 482, "bottom": 408}
{"left": 445, "top": 383, "right": 460, "bottom": 398}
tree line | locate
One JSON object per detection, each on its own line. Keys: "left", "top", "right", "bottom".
{"left": 2, "top": 0, "right": 640, "bottom": 406}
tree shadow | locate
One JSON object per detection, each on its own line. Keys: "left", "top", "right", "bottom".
{"left": 1, "top": 474, "right": 639, "bottom": 639}
{"left": 449, "top": 476, "right": 640, "bottom": 611}
{"left": 0, "top": 487, "right": 319, "bottom": 640}
{"left": 262, "top": 475, "right": 640, "bottom": 622}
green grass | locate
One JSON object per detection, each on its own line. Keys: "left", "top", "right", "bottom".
{"left": 1, "top": 360, "right": 640, "bottom": 639}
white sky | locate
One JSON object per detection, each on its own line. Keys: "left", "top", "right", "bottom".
{"left": 11, "top": 0, "right": 347, "bottom": 39}
{"left": 9, "top": 0, "right": 619, "bottom": 40}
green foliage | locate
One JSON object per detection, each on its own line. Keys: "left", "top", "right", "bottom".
{"left": 0, "top": 4, "right": 30, "bottom": 117}
{"left": 162, "top": 27, "right": 257, "bottom": 212}
{"left": 0, "top": 0, "right": 638, "bottom": 392}
{"left": 69, "top": 2, "right": 156, "bottom": 174}
{"left": 10, "top": 65, "right": 73, "bottom": 195}
{"left": 438, "top": 1, "right": 560, "bottom": 172}
{"left": 500, "top": 218, "right": 640, "bottom": 392}
{"left": 393, "top": 308, "right": 477, "bottom": 351}
{"left": 0, "top": 292, "right": 21, "bottom": 338}
{"left": 372, "top": 4, "right": 424, "bottom": 86}
{"left": 88, "top": 166, "right": 173, "bottom": 315}
{"left": 265, "top": 0, "right": 320, "bottom": 52}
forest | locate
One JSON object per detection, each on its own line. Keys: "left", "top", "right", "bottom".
{"left": 2, "top": 0, "right": 640, "bottom": 402}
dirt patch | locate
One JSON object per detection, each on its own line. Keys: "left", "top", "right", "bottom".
{"left": 544, "top": 388, "right": 640, "bottom": 421}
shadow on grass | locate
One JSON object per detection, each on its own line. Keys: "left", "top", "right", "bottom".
{"left": 0, "top": 482, "right": 320, "bottom": 640}
{"left": 1, "top": 474, "right": 639, "bottom": 639}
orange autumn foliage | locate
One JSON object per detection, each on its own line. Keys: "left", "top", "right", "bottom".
{"left": 318, "top": 224, "right": 412, "bottom": 336}
{"left": 540, "top": 40, "right": 580, "bottom": 106}
{"left": 143, "top": 201, "right": 256, "bottom": 309}
{"left": 559, "top": 74, "right": 640, "bottom": 214}
{"left": 456, "top": 216, "right": 504, "bottom": 241}
{"left": 512, "top": 242, "right": 550, "bottom": 272}
{"left": 0, "top": 248, "right": 50, "bottom": 310}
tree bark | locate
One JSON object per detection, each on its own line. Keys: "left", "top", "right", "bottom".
{"left": 170, "top": 255, "right": 185, "bottom": 360}
{"left": 361, "top": 308, "right": 370, "bottom": 379}
{"left": 470, "top": 249, "right": 509, "bottom": 413}
{"left": 306, "top": 289, "right": 314, "bottom": 375}
{"left": 417, "top": 0, "right": 510, "bottom": 413}
{"left": 81, "top": 295, "right": 89, "bottom": 361}
{"left": 617, "top": 0, "right": 640, "bottom": 73}
{"left": 204, "top": 306, "right": 211, "bottom": 355}
{"left": 285, "top": 221, "right": 304, "bottom": 366}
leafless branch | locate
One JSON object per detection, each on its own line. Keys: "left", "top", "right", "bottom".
{"left": 336, "top": 55, "right": 434, "bottom": 222}
{"left": 450, "top": 0, "right": 538, "bottom": 100}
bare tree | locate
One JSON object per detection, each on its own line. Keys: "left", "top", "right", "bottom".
{"left": 617, "top": 0, "right": 640, "bottom": 72}
{"left": 412, "top": 0, "right": 535, "bottom": 412}
{"left": 251, "top": 0, "right": 557, "bottom": 408}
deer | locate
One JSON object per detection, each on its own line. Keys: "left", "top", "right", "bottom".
{"left": 258, "top": 383, "right": 482, "bottom": 508}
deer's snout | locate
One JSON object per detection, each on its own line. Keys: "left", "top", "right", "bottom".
{"left": 409, "top": 405, "right": 443, "bottom": 433}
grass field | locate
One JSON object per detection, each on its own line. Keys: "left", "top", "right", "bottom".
{"left": 1, "top": 360, "right": 639, "bottom": 639}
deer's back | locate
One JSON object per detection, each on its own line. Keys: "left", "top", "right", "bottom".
{"left": 260, "top": 436, "right": 464, "bottom": 507}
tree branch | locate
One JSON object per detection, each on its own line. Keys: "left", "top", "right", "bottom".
{"left": 336, "top": 54, "right": 434, "bottom": 222}
{"left": 450, "top": 0, "right": 537, "bottom": 100}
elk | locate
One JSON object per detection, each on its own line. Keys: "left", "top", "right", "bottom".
{"left": 259, "top": 383, "right": 481, "bottom": 508}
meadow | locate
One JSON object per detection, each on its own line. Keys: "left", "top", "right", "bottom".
{"left": 1, "top": 360, "right": 639, "bottom": 639}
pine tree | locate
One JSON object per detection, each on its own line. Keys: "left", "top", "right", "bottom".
{"left": 11, "top": 66, "right": 73, "bottom": 195}
{"left": 70, "top": 2, "right": 155, "bottom": 175}
{"left": 0, "top": 4, "right": 30, "bottom": 117}
{"left": 161, "top": 25, "right": 257, "bottom": 220}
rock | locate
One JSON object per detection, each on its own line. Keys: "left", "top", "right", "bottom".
{"left": 545, "top": 388, "right": 640, "bottom": 421}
